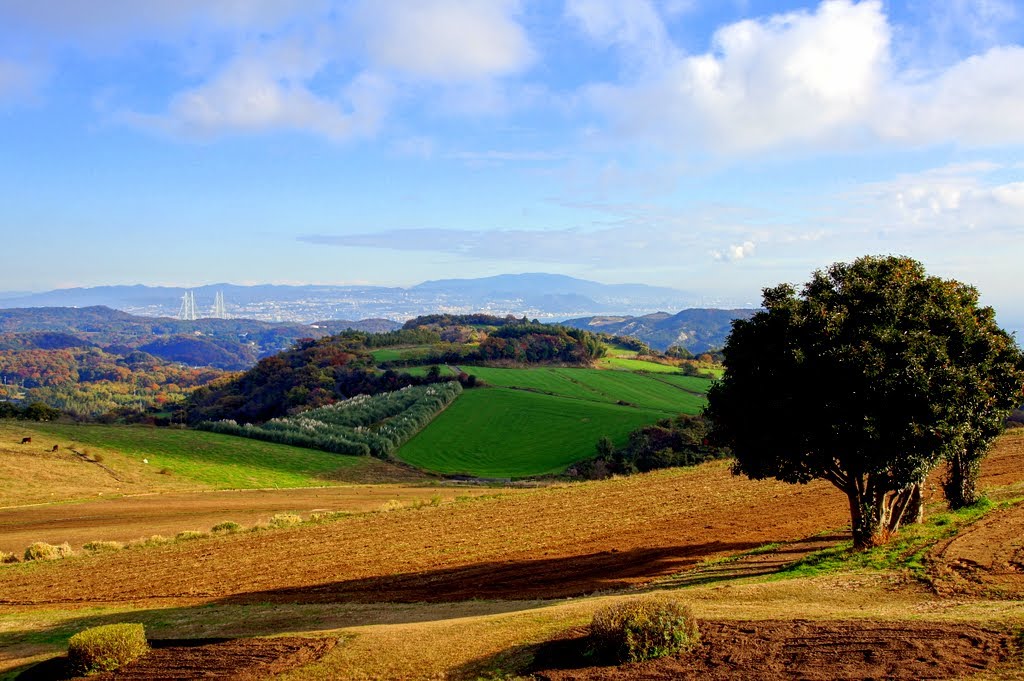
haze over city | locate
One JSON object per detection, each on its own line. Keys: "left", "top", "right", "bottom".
{"left": 2, "top": 0, "right": 1023, "bottom": 332}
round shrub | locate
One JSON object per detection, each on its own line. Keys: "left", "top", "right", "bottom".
{"left": 24, "top": 542, "right": 73, "bottom": 561}
{"left": 68, "top": 623, "right": 149, "bottom": 674}
{"left": 211, "top": 521, "right": 242, "bottom": 534}
{"left": 590, "top": 597, "right": 699, "bottom": 664}
{"left": 1, "top": 551, "right": 19, "bottom": 564}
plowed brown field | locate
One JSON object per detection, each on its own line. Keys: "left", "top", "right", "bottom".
{"left": 0, "top": 486, "right": 506, "bottom": 554}
{"left": 2, "top": 435, "right": 1021, "bottom": 607}
{"left": 18, "top": 636, "right": 337, "bottom": 681}
{"left": 533, "top": 620, "right": 1018, "bottom": 680}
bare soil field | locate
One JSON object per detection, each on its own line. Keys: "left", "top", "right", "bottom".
{"left": 930, "top": 500, "right": 1024, "bottom": 599}
{"left": 0, "top": 486, "right": 507, "bottom": 554}
{"left": 532, "top": 619, "right": 1018, "bottom": 680}
{"left": 3, "top": 435, "right": 1021, "bottom": 607}
{"left": 0, "top": 460, "right": 850, "bottom": 605}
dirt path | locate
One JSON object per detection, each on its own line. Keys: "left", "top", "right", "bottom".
{"left": 0, "top": 486, "right": 505, "bottom": 554}
{"left": 532, "top": 620, "right": 1018, "bottom": 680}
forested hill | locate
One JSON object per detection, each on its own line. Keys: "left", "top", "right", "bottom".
{"left": 562, "top": 308, "right": 757, "bottom": 352}
{"left": 185, "top": 315, "right": 607, "bottom": 424}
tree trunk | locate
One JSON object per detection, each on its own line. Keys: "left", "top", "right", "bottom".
{"left": 846, "top": 477, "right": 891, "bottom": 549}
{"left": 944, "top": 450, "right": 981, "bottom": 509}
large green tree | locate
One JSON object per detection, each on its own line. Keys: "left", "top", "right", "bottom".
{"left": 705, "top": 256, "right": 1024, "bottom": 548}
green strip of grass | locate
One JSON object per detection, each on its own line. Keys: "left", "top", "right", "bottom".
{"left": 776, "top": 497, "right": 1011, "bottom": 579}
{"left": 596, "top": 357, "right": 683, "bottom": 373}
{"left": 25, "top": 423, "right": 367, "bottom": 489}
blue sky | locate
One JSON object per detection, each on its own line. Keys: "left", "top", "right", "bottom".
{"left": 1, "top": 1, "right": 1023, "bottom": 324}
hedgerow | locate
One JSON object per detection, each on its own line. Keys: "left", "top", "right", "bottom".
{"left": 199, "top": 382, "right": 462, "bottom": 458}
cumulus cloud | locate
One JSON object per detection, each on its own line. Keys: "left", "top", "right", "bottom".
{"left": 582, "top": 0, "right": 1024, "bottom": 153}
{"left": 855, "top": 163, "right": 1024, "bottom": 235}
{"left": 355, "top": 0, "right": 535, "bottom": 82}
{"left": 713, "top": 241, "right": 756, "bottom": 262}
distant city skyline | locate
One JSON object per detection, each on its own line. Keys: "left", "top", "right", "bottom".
{"left": 2, "top": 1, "right": 1023, "bottom": 327}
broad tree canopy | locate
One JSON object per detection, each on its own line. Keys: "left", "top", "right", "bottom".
{"left": 705, "top": 255, "right": 1024, "bottom": 547}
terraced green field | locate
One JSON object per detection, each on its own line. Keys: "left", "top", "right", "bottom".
{"left": 396, "top": 365, "right": 710, "bottom": 477}
{"left": 24, "top": 422, "right": 374, "bottom": 489}
{"left": 395, "top": 387, "right": 668, "bottom": 477}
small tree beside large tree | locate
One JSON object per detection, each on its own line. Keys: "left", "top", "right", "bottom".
{"left": 705, "top": 255, "right": 1024, "bottom": 548}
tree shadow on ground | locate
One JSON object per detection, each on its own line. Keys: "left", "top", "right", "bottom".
{"left": 2, "top": 540, "right": 762, "bottom": 679}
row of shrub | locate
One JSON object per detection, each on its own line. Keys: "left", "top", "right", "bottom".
{"left": 571, "top": 414, "right": 731, "bottom": 480}
{"left": 199, "top": 381, "right": 462, "bottom": 458}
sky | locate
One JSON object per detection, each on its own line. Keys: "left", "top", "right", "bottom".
{"left": 1, "top": 0, "right": 1023, "bottom": 325}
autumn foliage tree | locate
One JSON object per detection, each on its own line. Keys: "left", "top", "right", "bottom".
{"left": 705, "top": 256, "right": 1024, "bottom": 548}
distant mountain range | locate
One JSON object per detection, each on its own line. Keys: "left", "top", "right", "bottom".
{"left": 0, "top": 274, "right": 711, "bottom": 323}
{"left": 562, "top": 309, "right": 758, "bottom": 352}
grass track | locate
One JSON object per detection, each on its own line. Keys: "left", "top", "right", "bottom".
{"left": 396, "top": 387, "right": 668, "bottom": 477}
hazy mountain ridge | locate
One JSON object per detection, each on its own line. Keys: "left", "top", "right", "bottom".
{"left": 0, "top": 274, "right": 699, "bottom": 323}
{"left": 562, "top": 308, "right": 758, "bottom": 352}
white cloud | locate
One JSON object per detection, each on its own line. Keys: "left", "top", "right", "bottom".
{"left": 582, "top": 0, "right": 1024, "bottom": 154}
{"left": 713, "top": 241, "right": 756, "bottom": 262}
{"left": 356, "top": 0, "right": 534, "bottom": 82}
{"left": 121, "top": 43, "right": 392, "bottom": 142}
{"left": 566, "top": 0, "right": 674, "bottom": 68}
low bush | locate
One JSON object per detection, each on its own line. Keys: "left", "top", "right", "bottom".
{"left": 211, "top": 520, "right": 242, "bottom": 534}
{"left": 174, "top": 530, "right": 208, "bottom": 542}
{"left": 269, "top": 513, "right": 302, "bottom": 527}
{"left": 310, "top": 511, "right": 347, "bottom": 522}
{"left": 68, "top": 623, "right": 149, "bottom": 674}
{"left": 590, "top": 597, "right": 699, "bottom": 664}
{"left": 128, "top": 534, "right": 171, "bottom": 549}
{"left": 1, "top": 551, "right": 19, "bottom": 564}
{"left": 83, "top": 540, "right": 124, "bottom": 553}
{"left": 23, "top": 542, "right": 74, "bottom": 561}
{"left": 379, "top": 499, "right": 405, "bottom": 512}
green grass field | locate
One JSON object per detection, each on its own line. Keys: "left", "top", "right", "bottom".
{"left": 24, "top": 423, "right": 370, "bottom": 489}
{"left": 596, "top": 357, "right": 681, "bottom": 373}
{"left": 395, "top": 387, "right": 669, "bottom": 477}
{"left": 400, "top": 365, "right": 459, "bottom": 377}
{"left": 371, "top": 345, "right": 437, "bottom": 362}
{"left": 463, "top": 366, "right": 707, "bottom": 414}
